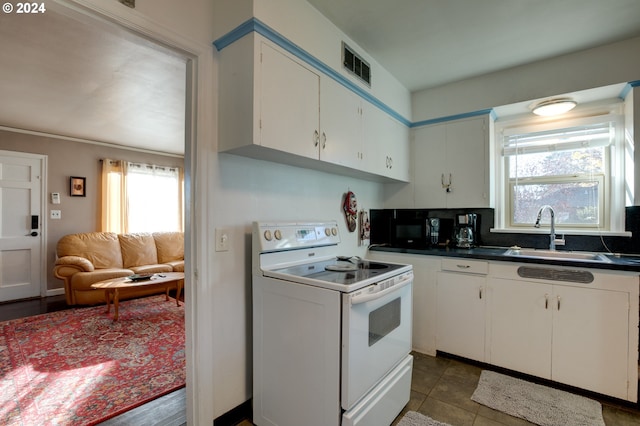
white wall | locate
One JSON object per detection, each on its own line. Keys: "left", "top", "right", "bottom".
{"left": 211, "top": 0, "right": 410, "bottom": 415}
{"left": 66, "top": 0, "right": 406, "bottom": 422}
{"left": 412, "top": 36, "right": 640, "bottom": 122}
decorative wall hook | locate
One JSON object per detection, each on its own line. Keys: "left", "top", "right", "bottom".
{"left": 441, "top": 173, "right": 452, "bottom": 193}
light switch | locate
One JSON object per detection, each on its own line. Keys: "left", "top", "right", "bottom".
{"left": 50, "top": 210, "right": 62, "bottom": 219}
{"left": 215, "top": 228, "right": 230, "bottom": 252}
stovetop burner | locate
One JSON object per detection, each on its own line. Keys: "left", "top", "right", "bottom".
{"left": 325, "top": 263, "right": 359, "bottom": 272}
{"left": 325, "top": 259, "right": 392, "bottom": 272}
{"left": 269, "top": 257, "right": 401, "bottom": 287}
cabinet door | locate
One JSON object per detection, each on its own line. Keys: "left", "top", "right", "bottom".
{"left": 319, "top": 77, "right": 363, "bottom": 168}
{"left": 362, "top": 104, "right": 410, "bottom": 182}
{"left": 488, "top": 278, "right": 552, "bottom": 379}
{"left": 436, "top": 271, "right": 486, "bottom": 361}
{"left": 552, "top": 286, "right": 630, "bottom": 400}
{"left": 260, "top": 42, "right": 320, "bottom": 159}
{"left": 413, "top": 123, "right": 446, "bottom": 207}
{"left": 384, "top": 116, "right": 410, "bottom": 182}
{"left": 412, "top": 117, "right": 489, "bottom": 208}
{"left": 444, "top": 117, "right": 488, "bottom": 208}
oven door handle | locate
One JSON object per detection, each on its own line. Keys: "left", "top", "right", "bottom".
{"left": 349, "top": 277, "right": 412, "bottom": 305}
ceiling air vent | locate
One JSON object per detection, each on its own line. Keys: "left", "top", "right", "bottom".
{"left": 342, "top": 42, "right": 371, "bottom": 86}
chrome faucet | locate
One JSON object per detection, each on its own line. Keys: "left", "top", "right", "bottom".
{"left": 534, "top": 205, "right": 557, "bottom": 250}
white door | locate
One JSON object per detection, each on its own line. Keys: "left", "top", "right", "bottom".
{"left": 552, "top": 285, "right": 630, "bottom": 400}
{"left": 488, "top": 277, "right": 553, "bottom": 379}
{"left": 436, "top": 271, "right": 486, "bottom": 361}
{"left": 341, "top": 276, "right": 412, "bottom": 410}
{"left": 0, "top": 151, "right": 45, "bottom": 302}
{"left": 260, "top": 41, "right": 321, "bottom": 159}
{"left": 320, "top": 76, "right": 363, "bottom": 168}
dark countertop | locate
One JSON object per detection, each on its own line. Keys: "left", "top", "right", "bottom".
{"left": 369, "top": 245, "right": 640, "bottom": 272}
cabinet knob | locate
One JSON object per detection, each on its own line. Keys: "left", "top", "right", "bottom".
{"left": 313, "top": 130, "right": 319, "bottom": 147}
{"left": 322, "top": 132, "right": 327, "bottom": 149}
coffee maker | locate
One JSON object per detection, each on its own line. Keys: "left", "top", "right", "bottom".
{"left": 455, "top": 213, "right": 477, "bottom": 248}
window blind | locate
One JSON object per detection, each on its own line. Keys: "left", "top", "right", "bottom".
{"left": 502, "top": 122, "right": 614, "bottom": 156}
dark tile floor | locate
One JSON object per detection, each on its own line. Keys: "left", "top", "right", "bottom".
{"left": 391, "top": 352, "right": 640, "bottom": 426}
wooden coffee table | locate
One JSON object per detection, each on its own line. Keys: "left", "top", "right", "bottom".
{"left": 91, "top": 272, "right": 184, "bottom": 320}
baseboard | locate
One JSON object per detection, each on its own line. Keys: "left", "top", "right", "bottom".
{"left": 213, "top": 399, "right": 251, "bottom": 426}
{"left": 46, "top": 288, "right": 65, "bottom": 297}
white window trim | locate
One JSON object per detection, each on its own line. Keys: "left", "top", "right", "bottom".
{"left": 492, "top": 101, "right": 629, "bottom": 236}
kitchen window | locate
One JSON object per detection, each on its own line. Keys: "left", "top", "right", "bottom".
{"left": 495, "top": 107, "right": 626, "bottom": 233}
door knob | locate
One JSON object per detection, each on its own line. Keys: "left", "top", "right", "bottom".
{"left": 30, "top": 231, "right": 38, "bottom": 237}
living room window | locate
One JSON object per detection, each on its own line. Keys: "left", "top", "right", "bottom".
{"left": 101, "top": 159, "right": 183, "bottom": 233}
{"left": 494, "top": 105, "right": 626, "bottom": 234}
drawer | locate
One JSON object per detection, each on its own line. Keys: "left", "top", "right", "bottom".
{"left": 441, "top": 258, "right": 488, "bottom": 275}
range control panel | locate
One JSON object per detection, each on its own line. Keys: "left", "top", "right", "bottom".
{"left": 255, "top": 221, "right": 340, "bottom": 253}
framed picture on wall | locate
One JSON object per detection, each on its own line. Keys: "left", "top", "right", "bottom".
{"left": 70, "top": 176, "right": 86, "bottom": 197}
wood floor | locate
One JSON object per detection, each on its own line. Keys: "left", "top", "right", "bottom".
{"left": 0, "top": 294, "right": 187, "bottom": 426}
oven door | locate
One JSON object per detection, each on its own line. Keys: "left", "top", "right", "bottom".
{"left": 341, "top": 271, "right": 413, "bottom": 410}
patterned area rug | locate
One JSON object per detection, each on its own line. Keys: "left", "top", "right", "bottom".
{"left": 471, "top": 370, "right": 605, "bottom": 426}
{"left": 0, "top": 295, "right": 185, "bottom": 425}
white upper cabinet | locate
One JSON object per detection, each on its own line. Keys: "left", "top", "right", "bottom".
{"left": 218, "top": 33, "right": 409, "bottom": 182}
{"left": 319, "top": 77, "right": 363, "bottom": 169}
{"left": 363, "top": 103, "right": 409, "bottom": 182}
{"left": 413, "top": 116, "right": 490, "bottom": 208}
{"left": 260, "top": 42, "right": 320, "bottom": 159}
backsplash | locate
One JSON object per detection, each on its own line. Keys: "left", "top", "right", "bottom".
{"left": 370, "top": 206, "right": 640, "bottom": 255}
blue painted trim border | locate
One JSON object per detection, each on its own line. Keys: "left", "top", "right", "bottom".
{"left": 411, "top": 109, "right": 495, "bottom": 128}
{"left": 213, "top": 18, "right": 412, "bottom": 127}
{"left": 620, "top": 80, "right": 640, "bottom": 99}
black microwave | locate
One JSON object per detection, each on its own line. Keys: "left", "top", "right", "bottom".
{"left": 390, "top": 218, "right": 428, "bottom": 248}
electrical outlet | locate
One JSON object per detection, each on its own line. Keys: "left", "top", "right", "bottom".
{"left": 50, "top": 210, "right": 61, "bottom": 219}
{"left": 215, "top": 228, "right": 230, "bottom": 252}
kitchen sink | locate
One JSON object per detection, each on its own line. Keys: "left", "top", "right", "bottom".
{"left": 503, "top": 248, "right": 612, "bottom": 263}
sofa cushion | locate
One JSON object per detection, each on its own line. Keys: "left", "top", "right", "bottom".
{"left": 119, "top": 233, "right": 158, "bottom": 268}
{"left": 57, "top": 232, "right": 124, "bottom": 269}
{"left": 70, "top": 268, "right": 133, "bottom": 291}
{"left": 153, "top": 232, "right": 184, "bottom": 264}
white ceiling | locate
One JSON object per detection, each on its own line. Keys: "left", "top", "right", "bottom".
{"left": 1, "top": 2, "right": 639, "bottom": 156}
{"left": 0, "top": 6, "right": 187, "bottom": 156}
{"left": 307, "top": 0, "right": 640, "bottom": 92}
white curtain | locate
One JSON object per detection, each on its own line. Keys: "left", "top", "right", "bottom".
{"left": 101, "top": 159, "right": 127, "bottom": 233}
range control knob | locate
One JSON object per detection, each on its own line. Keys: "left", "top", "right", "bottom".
{"left": 324, "top": 228, "right": 331, "bottom": 237}
{"left": 331, "top": 227, "right": 338, "bottom": 236}
{"left": 274, "top": 230, "right": 282, "bottom": 240}
{"left": 264, "top": 230, "right": 272, "bottom": 241}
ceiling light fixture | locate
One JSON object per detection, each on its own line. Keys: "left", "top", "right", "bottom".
{"left": 531, "top": 98, "right": 577, "bottom": 116}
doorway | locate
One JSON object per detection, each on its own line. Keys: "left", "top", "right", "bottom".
{"left": 0, "top": 1, "right": 200, "bottom": 423}
{"left": 0, "top": 150, "right": 46, "bottom": 302}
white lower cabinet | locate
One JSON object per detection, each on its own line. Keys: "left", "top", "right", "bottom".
{"left": 436, "top": 259, "right": 488, "bottom": 362}
{"left": 488, "top": 262, "right": 638, "bottom": 402}
{"left": 370, "top": 253, "right": 639, "bottom": 402}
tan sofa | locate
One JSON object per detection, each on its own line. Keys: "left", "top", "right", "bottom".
{"left": 54, "top": 231, "right": 184, "bottom": 305}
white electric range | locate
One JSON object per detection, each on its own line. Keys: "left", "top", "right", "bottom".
{"left": 252, "top": 221, "right": 413, "bottom": 426}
